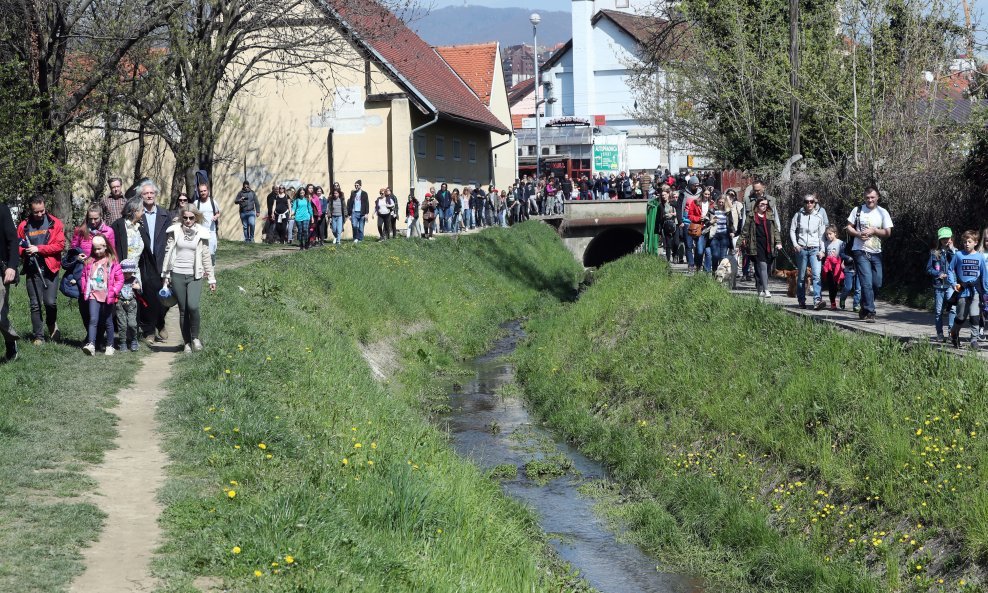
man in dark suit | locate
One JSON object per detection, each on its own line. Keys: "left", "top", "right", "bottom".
{"left": 0, "top": 202, "right": 20, "bottom": 361}
{"left": 346, "top": 180, "right": 370, "bottom": 242}
{"left": 136, "top": 180, "right": 174, "bottom": 344}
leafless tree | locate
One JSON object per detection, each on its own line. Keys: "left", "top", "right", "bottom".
{"left": 120, "top": 0, "right": 417, "bottom": 204}
{"left": 0, "top": 0, "right": 183, "bottom": 219}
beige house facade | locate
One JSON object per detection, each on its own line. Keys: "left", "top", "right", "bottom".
{"left": 76, "top": 0, "right": 515, "bottom": 240}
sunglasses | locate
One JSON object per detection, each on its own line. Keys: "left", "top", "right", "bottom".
{"left": 178, "top": 198, "right": 188, "bottom": 202}
{"left": 804, "top": 200, "right": 816, "bottom": 204}
{"left": 182, "top": 215, "right": 196, "bottom": 220}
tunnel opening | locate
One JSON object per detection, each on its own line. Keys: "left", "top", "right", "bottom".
{"left": 582, "top": 227, "right": 645, "bottom": 268}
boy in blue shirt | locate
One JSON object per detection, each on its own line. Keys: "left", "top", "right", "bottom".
{"left": 947, "top": 230, "right": 988, "bottom": 349}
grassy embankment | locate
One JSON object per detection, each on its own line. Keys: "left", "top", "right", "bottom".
{"left": 0, "top": 289, "right": 141, "bottom": 592}
{"left": 153, "top": 222, "right": 586, "bottom": 592}
{"left": 516, "top": 255, "right": 988, "bottom": 593}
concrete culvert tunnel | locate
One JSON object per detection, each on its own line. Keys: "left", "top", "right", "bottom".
{"left": 583, "top": 227, "right": 645, "bottom": 268}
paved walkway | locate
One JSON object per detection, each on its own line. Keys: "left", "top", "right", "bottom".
{"left": 667, "top": 261, "right": 985, "bottom": 356}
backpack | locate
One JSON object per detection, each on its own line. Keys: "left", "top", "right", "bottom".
{"left": 194, "top": 169, "right": 219, "bottom": 225}
{"left": 844, "top": 204, "right": 864, "bottom": 261}
{"left": 59, "top": 248, "right": 84, "bottom": 299}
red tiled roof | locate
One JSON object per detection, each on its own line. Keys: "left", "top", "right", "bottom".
{"left": 511, "top": 114, "right": 528, "bottom": 129}
{"left": 507, "top": 78, "right": 535, "bottom": 107}
{"left": 436, "top": 42, "right": 499, "bottom": 107}
{"left": 321, "top": 1, "right": 509, "bottom": 134}
{"left": 591, "top": 10, "right": 688, "bottom": 61}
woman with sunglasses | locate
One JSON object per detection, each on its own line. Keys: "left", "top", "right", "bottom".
{"left": 327, "top": 187, "right": 346, "bottom": 244}
{"left": 789, "top": 193, "right": 827, "bottom": 309}
{"left": 161, "top": 206, "right": 216, "bottom": 353}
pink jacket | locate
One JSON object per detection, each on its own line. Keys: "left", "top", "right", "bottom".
{"left": 71, "top": 224, "right": 116, "bottom": 257}
{"left": 80, "top": 259, "right": 124, "bottom": 304}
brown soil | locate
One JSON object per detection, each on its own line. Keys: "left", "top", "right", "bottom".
{"left": 69, "top": 248, "right": 292, "bottom": 593}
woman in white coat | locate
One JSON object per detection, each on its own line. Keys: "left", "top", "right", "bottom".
{"left": 161, "top": 206, "right": 216, "bottom": 353}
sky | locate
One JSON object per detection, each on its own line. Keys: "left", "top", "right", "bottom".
{"left": 428, "top": 0, "right": 571, "bottom": 10}
{"left": 427, "top": 0, "right": 988, "bottom": 52}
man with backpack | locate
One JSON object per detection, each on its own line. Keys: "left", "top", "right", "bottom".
{"left": 234, "top": 182, "right": 259, "bottom": 243}
{"left": 846, "top": 187, "right": 894, "bottom": 323}
{"left": 194, "top": 177, "right": 221, "bottom": 264}
{"left": 17, "top": 196, "right": 65, "bottom": 345}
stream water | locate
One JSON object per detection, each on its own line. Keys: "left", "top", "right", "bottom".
{"left": 445, "top": 321, "right": 701, "bottom": 593}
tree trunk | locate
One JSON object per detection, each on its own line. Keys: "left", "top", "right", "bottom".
{"left": 133, "top": 123, "right": 146, "bottom": 183}
{"left": 50, "top": 129, "right": 74, "bottom": 223}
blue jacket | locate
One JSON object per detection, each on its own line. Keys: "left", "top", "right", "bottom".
{"left": 947, "top": 250, "right": 988, "bottom": 298}
{"left": 927, "top": 248, "right": 955, "bottom": 290}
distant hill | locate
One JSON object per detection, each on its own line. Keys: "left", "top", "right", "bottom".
{"left": 407, "top": 6, "right": 571, "bottom": 48}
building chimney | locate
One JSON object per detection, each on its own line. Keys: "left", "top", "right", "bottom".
{"left": 571, "top": 0, "right": 596, "bottom": 118}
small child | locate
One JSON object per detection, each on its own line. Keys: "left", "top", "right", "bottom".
{"left": 79, "top": 235, "right": 123, "bottom": 355}
{"left": 927, "top": 227, "right": 956, "bottom": 342}
{"left": 947, "top": 230, "right": 988, "bottom": 349}
{"left": 116, "top": 259, "right": 142, "bottom": 352}
{"left": 819, "top": 225, "right": 845, "bottom": 310}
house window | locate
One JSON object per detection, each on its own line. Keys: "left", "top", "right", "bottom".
{"left": 436, "top": 135, "right": 445, "bottom": 160}
{"left": 615, "top": 0, "right": 629, "bottom": 7}
{"left": 452, "top": 138, "right": 462, "bottom": 161}
{"left": 518, "top": 147, "right": 524, "bottom": 157}
{"left": 415, "top": 133, "right": 426, "bottom": 158}
{"left": 468, "top": 141, "right": 477, "bottom": 163}
{"left": 542, "top": 146, "right": 550, "bottom": 155}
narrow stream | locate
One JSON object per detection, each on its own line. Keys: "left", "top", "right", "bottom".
{"left": 445, "top": 321, "right": 700, "bottom": 593}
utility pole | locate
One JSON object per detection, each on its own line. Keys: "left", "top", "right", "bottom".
{"left": 789, "top": 0, "right": 800, "bottom": 158}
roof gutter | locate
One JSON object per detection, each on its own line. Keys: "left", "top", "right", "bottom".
{"left": 409, "top": 114, "right": 439, "bottom": 196}
{"left": 489, "top": 132, "right": 514, "bottom": 187}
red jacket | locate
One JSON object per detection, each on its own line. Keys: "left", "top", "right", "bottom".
{"left": 685, "top": 199, "right": 706, "bottom": 223}
{"left": 17, "top": 214, "right": 65, "bottom": 274}
{"left": 80, "top": 258, "right": 125, "bottom": 304}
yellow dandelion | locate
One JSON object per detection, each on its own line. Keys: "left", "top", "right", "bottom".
{"left": 371, "top": 442, "right": 377, "bottom": 449}
{"left": 265, "top": 454, "right": 272, "bottom": 459}
{"left": 254, "top": 570, "right": 263, "bottom": 577}
{"left": 230, "top": 480, "right": 238, "bottom": 486}
{"left": 203, "top": 426, "right": 211, "bottom": 432}
{"left": 232, "top": 546, "right": 242, "bottom": 554}
{"left": 224, "top": 369, "right": 231, "bottom": 375}
{"left": 271, "top": 562, "right": 279, "bottom": 567}
{"left": 367, "top": 460, "right": 374, "bottom": 466}
{"left": 258, "top": 443, "right": 267, "bottom": 450}
{"left": 342, "top": 458, "right": 348, "bottom": 465}
{"left": 354, "top": 443, "right": 362, "bottom": 448}
{"left": 284, "top": 555, "right": 295, "bottom": 564}
{"left": 227, "top": 490, "right": 237, "bottom": 499}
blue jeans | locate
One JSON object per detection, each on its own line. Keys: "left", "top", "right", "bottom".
{"left": 853, "top": 250, "right": 883, "bottom": 315}
{"left": 330, "top": 215, "right": 343, "bottom": 240}
{"left": 296, "top": 219, "right": 310, "bottom": 248}
{"left": 240, "top": 211, "right": 256, "bottom": 242}
{"left": 684, "top": 232, "right": 697, "bottom": 268}
{"left": 840, "top": 267, "right": 860, "bottom": 307}
{"left": 934, "top": 287, "right": 956, "bottom": 337}
{"left": 796, "top": 247, "right": 822, "bottom": 304}
{"left": 464, "top": 209, "right": 474, "bottom": 229}
{"left": 351, "top": 213, "right": 366, "bottom": 240}
{"left": 710, "top": 232, "right": 730, "bottom": 271}
{"left": 86, "top": 299, "right": 114, "bottom": 347}
{"left": 441, "top": 206, "right": 453, "bottom": 232}
{"left": 696, "top": 234, "right": 712, "bottom": 272}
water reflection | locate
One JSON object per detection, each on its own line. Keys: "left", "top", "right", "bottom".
{"left": 445, "top": 322, "right": 701, "bottom": 593}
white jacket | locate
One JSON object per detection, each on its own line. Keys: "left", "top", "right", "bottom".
{"left": 161, "top": 223, "right": 216, "bottom": 284}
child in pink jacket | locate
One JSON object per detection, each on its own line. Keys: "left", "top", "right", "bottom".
{"left": 79, "top": 235, "right": 124, "bottom": 355}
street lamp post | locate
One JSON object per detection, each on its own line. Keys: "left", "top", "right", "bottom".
{"left": 530, "top": 12, "right": 541, "bottom": 180}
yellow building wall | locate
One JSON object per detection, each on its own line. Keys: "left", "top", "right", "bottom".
{"left": 74, "top": 28, "right": 508, "bottom": 239}
{"left": 489, "top": 44, "right": 518, "bottom": 190}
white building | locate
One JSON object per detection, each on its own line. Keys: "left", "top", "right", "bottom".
{"left": 519, "top": 0, "right": 692, "bottom": 176}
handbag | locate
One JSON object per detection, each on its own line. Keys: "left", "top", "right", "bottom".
{"left": 687, "top": 222, "right": 703, "bottom": 238}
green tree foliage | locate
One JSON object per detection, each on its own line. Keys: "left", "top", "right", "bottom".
{"left": 0, "top": 61, "right": 58, "bottom": 207}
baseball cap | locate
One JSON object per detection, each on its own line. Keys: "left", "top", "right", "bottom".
{"left": 937, "top": 227, "right": 953, "bottom": 240}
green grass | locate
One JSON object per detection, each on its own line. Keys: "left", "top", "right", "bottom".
{"left": 0, "top": 290, "right": 142, "bottom": 593}
{"left": 153, "top": 223, "right": 587, "bottom": 592}
{"left": 516, "top": 255, "right": 988, "bottom": 593}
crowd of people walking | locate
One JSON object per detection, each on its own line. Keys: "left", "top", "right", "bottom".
{"left": 0, "top": 176, "right": 217, "bottom": 361}
{"left": 2, "top": 167, "right": 982, "bottom": 361}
